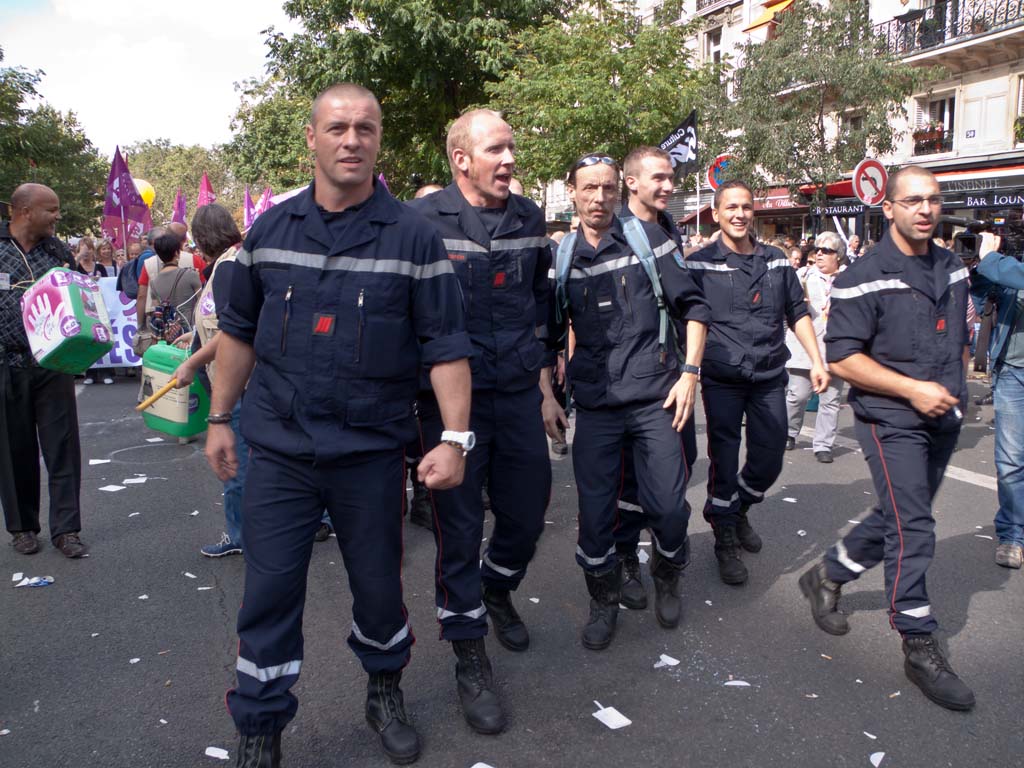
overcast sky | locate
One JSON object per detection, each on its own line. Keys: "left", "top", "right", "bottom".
{"left": 1, "top": 0, "right": 300, "bottom": 160}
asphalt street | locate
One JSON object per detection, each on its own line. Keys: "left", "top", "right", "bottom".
{"left": 0, "top": 376, "right": 1020, "bottom": 768}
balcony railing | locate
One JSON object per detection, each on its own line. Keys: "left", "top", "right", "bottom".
{"left": 875, "top": 0, "right": 1024, "bottom": 55}
{"left": 912, "top": 128, "right": 955, "bottom": 155}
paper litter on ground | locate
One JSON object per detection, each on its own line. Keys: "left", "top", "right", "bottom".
{"left": 470, "top": 763, "right": 496, "bottom": 768}
{"left": 190, "top": 511, "right": 199, "bottom": 516}
{"left": 123, "top": 478, "right": 147, "bottom": 484}
{"left": 88, "top": 459, "right": 111, "bottom": 465}
{"left": 197, "top": 587, "right": 213, "bottom": 591}
{"left": 654, "top": 654, "right": 680, "bottom": 669}
{"left": 138, "top": 594, "right": 149, "bottom": 600}
{"left": 592, "top": 702, "right": 631, "bottom": 729}
{"left": 820, "top": 654, "right": 832, "bottom": 660}
{"left": 99, "top": 485, "right": 126, "bottom": 492}
{"left": 975, "top": 534, "right": 994, "bottom": 540}
{"left": 975, "top": 525, "right": 983, "bottom": 529}
{"left": 888, "top": 691, "right": 900, "bottom": 698}
{"left": 14, "top": 576, "right": 53, "bottom": 587}
{"left": 848, "top": 520, "right": 861, "bottom": 525}
{"left": 128, "top": 513, "right": 140, "bottom": 517}
{"left": 0, "top": 729, "right": 9, "bottom": 736}
{"left": 855, "top": 679, "right": 863, "bottom": 684}
{"left": 12, "top": 572, "right": 23, "bottom": 581}
{"left": 797, "top": 530, "right": 807, "bottom": 537}
{"left": 723, "top": 680, "right": 751, "bottom": 687}
{"left": 870, "top": 752, "right": 885, "bottom": 767}
{"left": 529, "top": 597, "right": 540, "bottom": 603}
{"left": 91, "top": 633, "right": 99, "bottom": 638}
{"left": 705, "top": 600, "right": 713, "bottom": 606}
{"left": 146, "top": 437, "right": 164, "bottom": 443}
{"left": 804, "top": 693, "right": 819, "bottom": 699}
{"left": 782, "top": 497, "right": 797, "bottom": 503}
{"left": 183, "top": 572, "right": 197, "bottom": 579}
{"left": 205, "top": 746, "right": 230, "bottom": 760}
{"left": 637, "top": 548, "right": 650, "bottom": 564}
{"left": 159, "top": 719, "right": 168, "bottom": 725}
{"left": 864, "top": 732, "right": 877, "bottom": 740}
{"left": 129, "top": 658, "right": 141, "bottom": 664}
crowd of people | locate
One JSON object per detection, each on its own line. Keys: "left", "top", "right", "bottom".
{"left": 2, "top": 80, "right": 1021, "bottom": 767}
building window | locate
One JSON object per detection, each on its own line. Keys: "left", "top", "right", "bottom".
{"left": 913, "top": 94, "right": 956, "bottom": 155}
{"left": 705, "top": 27, "right": 723, "bottom": 64}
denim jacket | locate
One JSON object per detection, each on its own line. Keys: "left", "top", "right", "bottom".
{"left": 971, "top": 251, "right": 1024, "bottom": 374}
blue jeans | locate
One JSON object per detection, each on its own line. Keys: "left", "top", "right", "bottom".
{"left": 224, "top": 402, "right": 249, "bottom": 547}
{"left": 994, "top": 365, "right": 1024, "bottom": 546}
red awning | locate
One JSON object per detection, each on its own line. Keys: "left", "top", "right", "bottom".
{"left": 798, "top": 180, "right": 855, "bottom": 198}
{"left": 677, "top": 204, "right": 711, "bottom": 226}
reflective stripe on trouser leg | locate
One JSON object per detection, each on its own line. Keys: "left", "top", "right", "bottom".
{"left": 613, "top": 437, "right": 646, "bottom": 549}
{"left": 627, "top": 400, "right": 691, "bottom": 567}
{"left": 228, "top": 446, "right": 323, "bottom": 735}
{"left": 825, "top": 507, "right": 887, "bottom": 583}
{"left": 856, "top": 420, "right": 955, "bottom": 635}
{"left": 701, "top": 377, "right": 745, "bottom": 527}
{"left": 482, "top": 388, "right": 550, "bottom": 592}
{"left": 574, "top": 405, "right": 629, "bottom": 574}
{"left": 736, "top": 374, "right": 787, "bottom": 506}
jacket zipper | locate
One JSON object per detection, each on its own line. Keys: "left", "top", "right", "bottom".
{"left": 621, "top": 274, "right": 632, "bottom": 320}
{"left": 354, "top": 288, "right": 365, "bottom": 363}
{"left": 281, "top": 285, "right": 293, "bottom": 355}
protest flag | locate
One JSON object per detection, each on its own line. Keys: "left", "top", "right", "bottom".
{"left": 171, "top": 189, "right": 187, "bottom": 224}
{"left": 243, "top": 186, "right": 256, "bottom": 230}
{"left": 101, "top": 147, "right": 152, "bottom": 250}
{"left": 659, "top": 110, "right": 699, "bottom": 178}
{"left": 197, "top": 173, "right": 216, "bottom": 206}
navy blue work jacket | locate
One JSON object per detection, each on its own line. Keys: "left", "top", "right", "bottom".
{"left": 620, "top": 207, "right": 684, "bottom": 252}
{"left": 549, "top": 217, "right": 709, "bottom": 409}
{"left": 218, "top": 181, "right": 472, "bottom": 462}
{"left": 408, "top": 184, "right": 552, "bottom": 393}
{"left": 682, "top": 239, "right": 808, "bottom": 382}
{"left": 826, "top": 231, "right": 969, "bottom": 432}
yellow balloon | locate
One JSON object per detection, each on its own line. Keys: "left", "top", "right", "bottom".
{"left": 135, "top": 179, "right": 155, "bottom": 207}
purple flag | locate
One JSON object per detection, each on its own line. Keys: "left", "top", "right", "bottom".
{"left": 171, "top": 189, "right": 187, "bottom": 225}
{"left": 197, "top": 173, "right": 216, "bottom": 207}
{"left": 101, "top": 147, "right": 152, "bottom": 250}
{"left": 243, "top": 186, "right": 256, "bottom": 230}
{"left": 377, "top": 172, "right": 389, "bottom": 193}
{"left": 255, "top": 187, "right": 274, "bottom": 216}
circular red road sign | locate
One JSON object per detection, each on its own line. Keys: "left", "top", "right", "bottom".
{"left": 707, "top": 154, "right": 736, "bottom": 190}
{"left": 852, "top": 159, "right": 888, "bottom": 206}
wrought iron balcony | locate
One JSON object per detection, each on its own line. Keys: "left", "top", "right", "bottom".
{"left": 874, "top": 0, "right": 1024, "bottom": 56}
{"left": 912, "top": 128, "right": 955, "bottom": 155}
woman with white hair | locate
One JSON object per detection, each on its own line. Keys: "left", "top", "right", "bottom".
{"left": 785, "top": 231, "right": 847, "bottom": 462}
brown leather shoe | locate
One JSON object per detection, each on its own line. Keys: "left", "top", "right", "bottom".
{"left": 54, "top": 533, "right": 88, "bottom": 558}
{"left": 11, "top": 531, "right": 40, "bottom": 555}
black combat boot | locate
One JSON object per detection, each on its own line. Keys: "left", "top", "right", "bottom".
{"left": 714, "top": 525, "right": 748, "bottom": 585}
{"left": 736, "top": 504, "right": 762, "bottom": 553}
{"left": 903, "top": 635, "right": 976, "bottom": 711}
{"left": 798, "top": 561, "right": 850, "bottom": 636}
{"left": 617, "top": 544, "right": 647, "bottom": 610}
{"left": 408, "top": 473, "right": 434, "bottom": 531}
{"left": 482, "top": 585, "right": 529, "bottom": 651}
{"left": 649, "top": 547, "right": 683, "bottom": 629}
{"left": 366, "top": 670, "right": 421, "bottom": 765}
{"left": 235, "top": 731, "right": 281, "bottom": 768}
{"left": 581, "top": 564, "right": 621, "bottom": 650}
{"left": 452, "top": 638, "right": 506, "bottom": 734}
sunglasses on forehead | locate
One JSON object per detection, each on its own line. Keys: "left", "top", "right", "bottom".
{"left": 573, "top": 155, "right": 616, "bottom": 170}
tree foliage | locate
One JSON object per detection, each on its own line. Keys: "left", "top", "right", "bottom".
{"left": 0, "top": 47, "right": 107, "bottom": 235}
{"left": 726, "top": 0, "right": 933, "bottom": 197}
{"left": 122, "top": 140, "right": 244, "bottom": 227}
{"left": 231, "top": 0, "right": 565, "bottom": 197}
{"left": 486, "top": 3, "right": 728, "bottom": 190}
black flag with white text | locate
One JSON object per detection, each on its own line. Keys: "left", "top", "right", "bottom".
{"left": 659, "top": 111, "right": 698, "bottom": 177}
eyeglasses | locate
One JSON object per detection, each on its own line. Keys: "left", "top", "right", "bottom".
{"left": 815, "top": 247, "right": 838, "bottom": 255}
{"left": 573, "top": 155, "right": 616, "bottom": 171}
{"left": 890, "top": 195, "right": 943, "bottom": 209}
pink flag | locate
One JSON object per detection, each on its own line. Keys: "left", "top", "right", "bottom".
{"left": 377, "top": 172, "right": 389, "bottom": 193}
{"left": 197, "top": 173, "right": 216, "bottom": 207}
{"left": 255, "top": 187, "right": 274, "bottom": 216}
{"left": 243, "top": 186, "right": 256, "bottom": 230}
{"left": 171, "top": 189, "right": 187, "bottom": 225}
{"left": 101, "top": 147, "right": 152, "bottom": 250}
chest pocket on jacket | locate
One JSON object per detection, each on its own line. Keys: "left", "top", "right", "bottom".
{"left": 875, "top": 292, "right": 919, "bottom": 362}
{"left": 343, "top": 279, "right": 413, "bottom": 380}
{"left": 255, "top": 265, "right": 308, "bottom": 371}
{"left": 702, "top": 270, "right": 735, "bottom": 323}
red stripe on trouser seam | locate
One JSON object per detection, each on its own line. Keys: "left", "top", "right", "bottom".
{"left": 870, "top": 423, "right": 905, "bottom": 631}
{"left": 398, "top": 449, "right": 415, "bottom": 663}
{"left": 611, "top": 452, "right": 625, "bottom": 534}
{"left": 417, "top": 415, "right": 449, "bottom": 633}
{"left": 701, "top": 391, "right": 718, "bottom": 529}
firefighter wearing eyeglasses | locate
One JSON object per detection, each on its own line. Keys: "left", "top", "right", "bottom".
{"left": 800, "top": 166, "right": 975, "bottom": 712}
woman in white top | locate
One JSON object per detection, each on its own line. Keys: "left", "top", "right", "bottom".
{"left": 785, "top": 231, "right": 847, "bottom": 463}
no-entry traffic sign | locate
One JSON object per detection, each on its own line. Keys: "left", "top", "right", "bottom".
{"left": 707, "top": 154, "right": 736, "bottom": 190}
{"left": 852, "top": 159, "right": 888, "bottom": 206}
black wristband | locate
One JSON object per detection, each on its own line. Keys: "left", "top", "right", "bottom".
{"left": 206, "top": 412, "right": 232, "bottom": 425}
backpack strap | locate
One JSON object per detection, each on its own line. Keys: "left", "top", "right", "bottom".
{"left": 621, "top": 217, "right": 680, "bottom": 363}
{"left": 554, "top": 231, "right": 577, "bottom": 324}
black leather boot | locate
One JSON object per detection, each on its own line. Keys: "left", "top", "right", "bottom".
{"left": 581, "top": 564, "right": 621, "bottom": 650}
{"left": 453, "top": 638, "right": 506, "bottom": 734}
{"left": 366, "top": 670, "right": 421, "bottom": 765}
{"left": 736, "top": 504, "right": 762, "bottom": 553}
{"left": 903, "top": 635, "right": 976, "bottom": 711}
{"left": 714, "top": 525, "right": 748, "bottom": 585}
{"left": 798, "top": 561, "right": 849, "bottom": 636}
{"left": 617, "top": 545, "right": 647, "bottom": 610}
{"left": 482, "top": 585, "right": 529, "bottom": 651}
{"left": 235, "top": 731, "right": 281, "bottom": 768}
{"left": 408, "top": 473, "right": 434, "bottom": 531}
{"left": 649, "top": 548, "right": 683, "bottom": 629}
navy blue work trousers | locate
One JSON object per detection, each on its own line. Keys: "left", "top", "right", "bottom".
{"left": 419, "top": 387, "right": 550, "bottom": 641}
{"left": 614, "top": 415, "right": 697, "bottom": 550}
{"left": 701, "top": 374, "right": 788, "bottom": 528}
{"left": 227, "top": 445, "right": 412, "bottom": 736}
{"left": 574, "top": 400, "right": 691, "bottom": 573}
{"left": 825, "top": 420, "right": 958, "bottom": 636}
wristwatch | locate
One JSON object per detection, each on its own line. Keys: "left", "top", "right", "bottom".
{"left": 681, "top": 364, "right": 701, "bottom": 376}
{"left": 441, "top": 430, "right": 476, "bottom": 456}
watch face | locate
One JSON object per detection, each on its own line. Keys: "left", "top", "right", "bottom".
{"left": 465, "top": 432, "right": 476, "bottom": 451}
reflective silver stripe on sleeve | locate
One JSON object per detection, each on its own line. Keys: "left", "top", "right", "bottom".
{"left": 492, "top": 236, "right": 550, "bottom": 251}
{"left": 652, "top": 533, "right": 684, "bottom": 560}
{"left": 547, "top": 268, "right": 556, "bottom": 280}
{"left": 652, "top": 240, "right": 677, "bottom": 259}
{"left": 679, "top": 260, "right": 737, "bottom": 272}
{"left": 899, "top": 604, "right": 931, "bottom": 618}
{"left": 576, "top": 544, "right": 617, "bottom": 567}
{"left": 236, "top": 248, "right": 254, "bottom": 266}
{"left": 617, "top": 500, "right": 643, "bottom": 513}
{"left": 711, "top": 493, "right": 739, "bottom": 507}
{"left": 766, "top": 259, "right": 791, "bottom": 270}
{"left": 835, "top": 540, "right": 866, "bottom": 574}
{"left": 830, "top": 279, "right": 910, "bottom": 300}
{"left": 236, "top": 657, "right": 301, "bottom": 682}
{"left": 250, "top": 248, "right": 453, "bottom": 279}
{"left": 482, "top": 553, "right": 522, "bottom": 578}
{"left": 443, "top": 238, "right": 488, "bottom": 253}
{"left": 351, "top": 620, "right": 410, "bottom": 651}
{"left": 736, "top": 475, "right": 764, "bottom": 500}
{"left": 948, "top": 267, "right": 969, "bottom": 286}
{"left": 437, "top": 604, "right": 488, "bottom": 621}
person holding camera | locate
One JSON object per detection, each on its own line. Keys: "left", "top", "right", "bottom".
{"left": 971, "top": 230, "right": 1024, "bottom": 569}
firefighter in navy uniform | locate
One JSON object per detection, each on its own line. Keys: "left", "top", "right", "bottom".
{"left": 800, "top": 166, "right": 975, "bottom": 711}
{"left": 684, "top": 180, "right": 828, "bottom": 586}
{"left": 548, "top": 153, "right": 708, "bottom": 649}
{"left": 613, "top": 146, "right": 699, "bottom": 616}
{"left": 408, "top": 109, "right": 554, "bottom": 735}
{"left": 205, "top": 84, "right": 474, "bottom": 767}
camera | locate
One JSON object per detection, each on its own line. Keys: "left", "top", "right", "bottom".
{"left": 945, "top": 214, "right": 1024, "bottom": 262}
